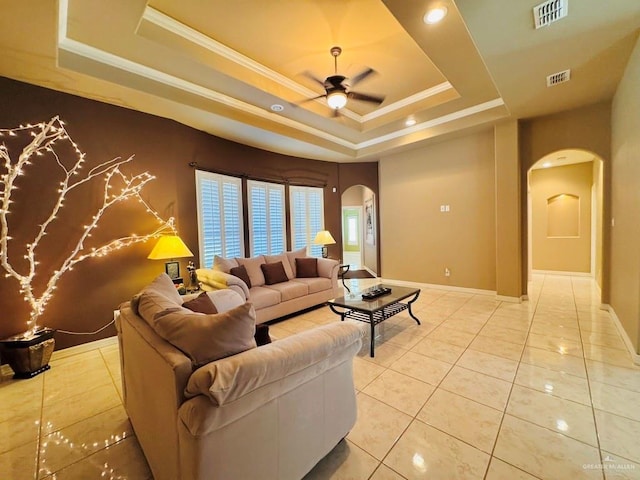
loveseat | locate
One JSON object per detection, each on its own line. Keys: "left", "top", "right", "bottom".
{"left": 196, "top": 249, "right": 340, "bottom": 323}
{"left": 116, "top": 273, "right": 363, "bottom": 480}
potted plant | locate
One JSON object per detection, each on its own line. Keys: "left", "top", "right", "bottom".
{"left": 0, "top": 116, "right": 175, "bottom": 378}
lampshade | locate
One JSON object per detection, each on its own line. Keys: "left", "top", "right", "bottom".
{"left": 147, "top": 235, "right": 194, "bottom": 260}
{"left": 327, "top": 91, "right": 347, "bottom": 110}
{"left": 313, "top": 230, "right": 336, "bottom": 245}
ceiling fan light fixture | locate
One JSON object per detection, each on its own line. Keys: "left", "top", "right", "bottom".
{"left": 424, "top": 6, "right": 448, "bottom": 24}
{"left": 327, "top": 90, "right": 347, "bottom": 109}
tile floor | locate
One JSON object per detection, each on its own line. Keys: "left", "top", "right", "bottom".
{"left": 2, "top": 274, "right": 640, "bottom": 479}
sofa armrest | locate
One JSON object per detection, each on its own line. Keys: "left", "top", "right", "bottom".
{"left": 317, "top": 257, "right": 339, "bottom": 280}
{"left": 196, "top": 268, "right": 250, "bottom": 300}
{"left": 184, "top": 321, "right": 363, "bottom": 406}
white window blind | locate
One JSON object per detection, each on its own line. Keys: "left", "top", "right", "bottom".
{"left": 195, "top": 171, "right": 244, "bottom": 268}
{"left": 247, "top": 180, "right": 285, "bottom": 256}
{"left": 290, "top": 185, "right": 324, "bottom": 257}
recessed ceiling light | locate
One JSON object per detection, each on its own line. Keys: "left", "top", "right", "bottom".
{"left": 424, "top": 6, "right": 448, "bottom": 24}
{"left": 405, "top": 118, "right": 416, "bottom": 127}
{"left": 543, "top": 161, "right": 552, "bottom": 168}
{"left": 270, "top": 104, "right": 284, "bottom": 112}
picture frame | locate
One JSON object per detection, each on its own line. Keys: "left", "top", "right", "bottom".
{"left": 165, "top": 261, "right": 180, "bottom": 279}
{"left": 365, "top": 197, "right": 375, "bottom": 246}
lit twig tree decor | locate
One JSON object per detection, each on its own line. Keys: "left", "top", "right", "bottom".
{"left": 0, "top": 116, "right": 175, "bottom": 338}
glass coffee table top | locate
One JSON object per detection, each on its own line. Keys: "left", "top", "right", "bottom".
{"left": 329, "top": 283, "right": 420, "bottom": 312}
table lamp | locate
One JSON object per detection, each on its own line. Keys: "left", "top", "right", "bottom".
{"left": 313, "top": 230, "right": 336, "bottom": 258}
{"left": 147, "top": 235, "right": 194, "bottom": 280}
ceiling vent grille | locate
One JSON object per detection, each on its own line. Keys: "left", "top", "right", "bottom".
{"left": 547, "top": 69, "right": 571, "bottom": 87}
{"left": 533, "top": 0, "right": 568, "bottom": 28}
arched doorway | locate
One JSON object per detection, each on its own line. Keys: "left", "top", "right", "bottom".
{"left": 341, "top": 185, "right": 377, "bottom": 275}
{"left": 527, "top": 149, "right": 605, "bottom": 289}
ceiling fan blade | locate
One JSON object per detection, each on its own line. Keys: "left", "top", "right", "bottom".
{"left": 349, "top": 68, "right": 377, "bottom": 87}
{"left": 348, "top": 91, "right": 385, "bottom": 105}
{"left": 301, "top": 71, "right": 326, "bottom": 88}
{"left": 295, "top": 94, "right": 327, "bottom": 105}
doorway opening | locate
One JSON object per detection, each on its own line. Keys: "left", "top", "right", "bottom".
{"left": 527, "top": 149, "right": 604, "bottom": 290}
{"left": 341, "top": 185, "right": 377, "bottom": 276}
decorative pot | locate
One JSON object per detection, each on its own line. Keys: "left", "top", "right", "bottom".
{"left": 0, "top": 328, "right": 56, "bottom": 379}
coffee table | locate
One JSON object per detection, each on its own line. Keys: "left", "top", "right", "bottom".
{"left": 328, "top": 284, "right": 421, "bottom": 357}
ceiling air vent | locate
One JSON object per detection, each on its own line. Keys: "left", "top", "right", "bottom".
{"left": 533, "top": 0, "right": 568, "bottom": 29}
{"left": 547, "top": 69, "right": 571, "bottom": 87}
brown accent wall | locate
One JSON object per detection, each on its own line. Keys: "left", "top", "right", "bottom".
{"left": 611, "top": 36, "right": 640, "bottom": 353}
{"left": 379, "top": 129, "right": 497, "bottom": 290}
{"left": 519, "top": 102, "right": 612, "bottom": 300}
{"left": 530, "top": 163, "right": 593, "bottom": 273}
{"left": 0, "top": 77, "right": 376, "bottom": 349}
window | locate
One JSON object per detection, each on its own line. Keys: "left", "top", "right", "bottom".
{"left": 195, "top": 171, "right": 244, "bottom": 268}
{"left": 247, "top": 180, "right": 285, "bottom": 256}
{"left": 290, "top": 185, "right": 324, "bottom": 257}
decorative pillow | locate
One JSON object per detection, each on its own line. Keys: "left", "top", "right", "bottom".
{"left": 135, "top": 273, "right": 184, "bottom": 320}
{"left": 296, "top": 257, "right": 318, "bottom": 278}
{"left": 230, "top": 264, "right": 252, "bottom": 288}
{"left": 236, "top": 256, "right": 266, "bottom": 287}
{"left": 286, "top": 247, "right": 307, "bottom": 277}
{"left": 260, "top": 261, "right": 289, "bottom": 285}
{"left": 153, "top": 302, "right": 257, "bottom": 368}
{"left": 182, "top": 292, "right": 218, "bottom": 314}
{"left": 213, "top": 255, "right": 239, "bottom": 273}
{"left": 264, "top": 253, "right": 294, "bottom": 279}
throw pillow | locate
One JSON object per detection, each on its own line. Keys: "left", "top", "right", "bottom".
{"left": 182, "top": 292, "right": 218, "bottom": 314}
{"left": 230, "top": 264, "right": 252, "bottom": 288}
{"left": 296, "top": 257, "right": 318, "bottom": 278}
{"left": 264, "top": 253, "right": 294, "bottom": 279}
{"left": 260, "top": 261, "right": 289, "bottom": 285}
{"left": 153, "top": 302, "right": 257, "bottom": 367}
{"left": 254, "top": 323, "right": 272, "bottom": 346}
{"left": 236, "top": 256, "right": 266, "bottom": 287}
{"left": 213, "top": 255, "right": 239, "bottom": 273}
{"left": 286, "top": 247, "right": 307, "bottom": 277}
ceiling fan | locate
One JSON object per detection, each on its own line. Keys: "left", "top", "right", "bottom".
{"left": 300, "top": 46, "right": 385, "bottom": 116}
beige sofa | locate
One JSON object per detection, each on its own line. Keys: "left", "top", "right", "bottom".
{"left": 196, "top": 250, "right": 340, "bottom": 323}
{"left": 116, "top": 273, "right": 363, "bottom": 480}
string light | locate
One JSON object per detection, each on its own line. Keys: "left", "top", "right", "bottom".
{"left": 0, "top": 116, "right": 175, "bottom": 338}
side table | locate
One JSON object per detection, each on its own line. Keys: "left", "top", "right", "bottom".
{"left": 338, "top": 264, "right": 351, "bottom": 292}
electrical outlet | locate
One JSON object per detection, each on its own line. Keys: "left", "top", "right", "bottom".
{"left": 440, "top": 205, "right": 445, "bottom": 212}
{"left": 445, "top": 205, "right": 450, "bottom": 212}
{"left": 444, "top": 267, "right": 450, "bottom": 277}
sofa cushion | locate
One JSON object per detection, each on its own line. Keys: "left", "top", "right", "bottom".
{"left": 286, "top": 247, "right": 307, "bottom": 277}
{"left": 260, "top": 261, "right": 289, "bottom": 285}
{"left": 230, "top": 264, "right": 252, "bottom": 288}
{"left": 153, "top": 302, "right": 257, "bottom": 368}
{"left": 264, "top": 253, "right": 294, "bottom": 279}
{"left": 262, "top": 280, "right": 308, "bottom": 301}
{"left": 290, "top": 277, "right": 333, "bottom": 294}
{"left": 213, "top": 255, "right": 239, "bottom": 273}
{"left": 296, "top": 257, "right": 318, "bottom": 278}
{"left": 135, "top": 273, "right": 183, "bottom": 320}
{"left": 236, "top": 256, "right": 266, "bottom": 287}
{"left": 248, "top": 286, "right": 281, "bottom": 309}
{"left": 182, "top": 292, "right": 218, "bottom": 314}
{"left": 184, "top": 322, "right": 364, "bottom": 406}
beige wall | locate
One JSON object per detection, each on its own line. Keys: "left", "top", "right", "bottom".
{"left": 530, "top": 163, "right": 593, "bottom": 273}
{"left": 611, "top": 35, "right": 640, "bottom": 352}
{"left": 379, "top": 129, "right": 496, "bottom": 290}
{"left": 519, "top": 102, "right": 612, "bottom": 300}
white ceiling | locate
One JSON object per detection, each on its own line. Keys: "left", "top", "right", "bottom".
{"left": 1, "top": 0, "right": 639, "bottom": 162}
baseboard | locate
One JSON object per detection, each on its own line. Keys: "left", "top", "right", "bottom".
{"left": 602, "top": 303, "right": 640, "bottom": 366}
{"left": 532, "top": 269, "right": 592, "bottom": 277}
{"left": 363, "top": 266, "right": 377, "bottom": 277}
{"left": 496, "top": 295, "right": 523, "bottom": 303}
{"left": 50, "top": 335, "right": 118, "bottom": 362}
{"left": 380, "top": 278, "right": 496, "bottom": 297}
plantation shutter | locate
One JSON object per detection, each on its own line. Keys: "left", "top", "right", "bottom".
{"left": 248, "top": 180, "right": 285, "bottom": 256}
{"left": 290, "top": 185, "right": 324, "bottom": 257}
{"left": 195, "top": 171, "right": 244, "bottom": 269}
